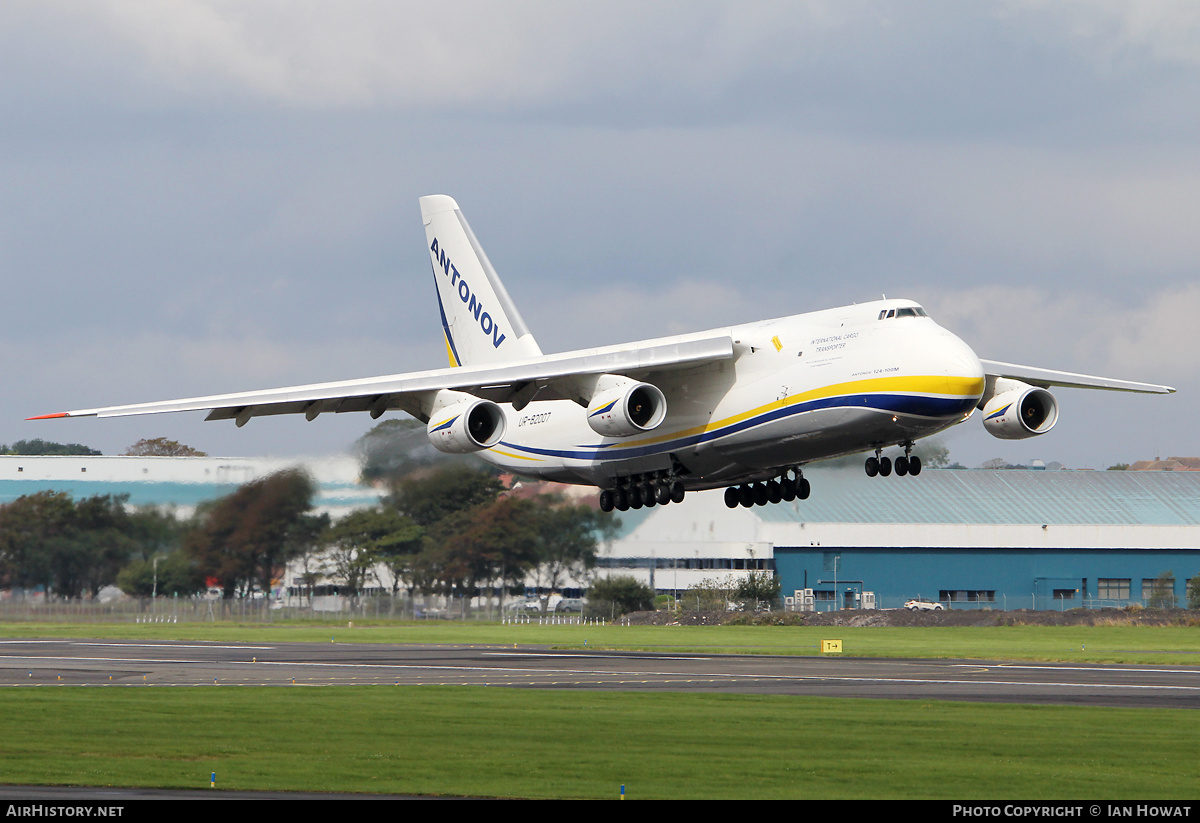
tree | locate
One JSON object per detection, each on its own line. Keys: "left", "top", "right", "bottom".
{"left": 0, "top": 439, "right": 101, "bottom": 456}
{"left": 528, "top": 496, "right": 611, "bottom": 610}
{"left": 1146, "top": 571, "right": 1176, "bottom": 609}
{"left": 322, "top": 507, "right": 422, "bottom": 607}
{"left": 354, "top": 418, "right": 461, "bottom": 481}
{"left": 124, "top": 438, "right": 207, "bottom": 457}
{"left": 586, "top": 575, "right": 655, "bottom": 618}
{"left": 185, "top": 469, "right": 317, "bottom": 598}
{"left": 735, "top": 569, "right": 782, "bottom": 611}
{"left": 0, "top": 491, "right": 76, "bottom": 593}
{"left": 0, "top": 491, "right": 143, "bottom": 599}
{"left": 386, "top": 465, "right": 504, "bottom": 528}
{"left": 683, "top": 577, "right": 738, "bottom": 612}
{"left": 1188, "top": 574, "right": 1200, "bottom": 611}
{"left": 116, "top": 551, "right": 205, "bottom": 598}
{"left": 421, "top": 496, "right": 541, "bottom": 603}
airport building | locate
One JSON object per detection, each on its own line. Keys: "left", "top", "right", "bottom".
{"left": 597, "top": 468, "right": 1200, "bottom": 610}
{"left": 0, "top": 454, "right": 382, "bottom": 519}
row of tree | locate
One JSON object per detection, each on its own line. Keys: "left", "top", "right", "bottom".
{"left": 0, "top": 464, "right": 617, "bottom": 610}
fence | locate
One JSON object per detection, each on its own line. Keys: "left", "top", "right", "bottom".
{"left": 0, "top": 594, "right": 597, "bottom": 623}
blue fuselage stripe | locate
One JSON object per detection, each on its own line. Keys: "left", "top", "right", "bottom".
{"left": 500, "top": 392, "right": 976, "bottom": 462}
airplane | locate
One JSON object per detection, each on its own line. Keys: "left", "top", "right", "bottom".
{"left": 31, "top": 194, "right": 1175, "bottom": 512}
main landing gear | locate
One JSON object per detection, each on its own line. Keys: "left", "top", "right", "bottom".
{"left": 599, "top": 472, "right": 686, "bottom": 513}
{"left": 864, "top": 442, "right": 922, "bottom": 479}
{"left": 723, "top": 467, "right": 810, "bottom": 509}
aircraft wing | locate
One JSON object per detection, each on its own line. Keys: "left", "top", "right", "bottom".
{"left": 30, "top": 332, "right": 735, "bottom": 426}
{"left": 981, "top": 360, "right": 1175, "bottom": 394}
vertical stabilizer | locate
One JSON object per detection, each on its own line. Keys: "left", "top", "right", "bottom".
{"left": 420, "top": 195, "right": 542, "bottom": 367}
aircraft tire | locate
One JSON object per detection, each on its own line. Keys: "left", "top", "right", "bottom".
{"left": 615, "top": 488, "right": 629, "bottom": 511}
{"left": 895, "top": 456, "right": 909, "bottom": 476}
{"left": 865, "top": 457, "right": 879, "bottom": 477}
{"left": 879, "top": 456, "right": 892, "bottom": 477}
{"left": 599, "top": 490, "right": 614, "bottom": 513}
{"left": 656, "top": 483, "right": 672, "bottom": 505}
{"left": 739, "top": 485, "right": 755, "bottom": 507}
{"left": 670, "top": 481, "right": 685, "bottom": 504}
{"left": 909, "top": 456, "right": 922, "bottom": 476}
{"left": 781, "top": 477, "right": 796, "bottom": 501}
{"left": 767, "top": 480, "right": 782, "bottom": 504}
{"left": 724, "top": 487, "right": 739, "bottom": 508}
{"left": 753, "top": 483, "right": 769, "bottom": 506}
{"left": 798, "top": 477, "right": 811, "bottom": 499}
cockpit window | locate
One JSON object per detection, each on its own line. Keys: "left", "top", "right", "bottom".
{"left": 878, "top": 306, "right": 928, "bottom": 320}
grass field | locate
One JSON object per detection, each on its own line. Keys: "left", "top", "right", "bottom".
{"left": 3, "top": 686, "right": 1198, "bottom": 799}
{"left": 3, "top": 620, "right": 1199, "bottom": 798}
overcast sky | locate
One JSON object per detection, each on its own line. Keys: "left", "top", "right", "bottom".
{"left": 2, "top": 1, "right": 1195, "bottom": 469}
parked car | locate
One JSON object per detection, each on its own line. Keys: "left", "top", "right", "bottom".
{"left": 904, "top": 599, "right": 944, "bottom": 611}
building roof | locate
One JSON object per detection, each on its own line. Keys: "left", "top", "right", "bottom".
{"left": 755, "top": 468, "right": 1200, "bottom": 527}
{"left": 0, "top": 455, "right": 382, "bottom": 516}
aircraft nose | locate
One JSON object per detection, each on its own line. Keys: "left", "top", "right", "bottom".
{"left": 933, "top": 328, "right": 986, "bottom": 405}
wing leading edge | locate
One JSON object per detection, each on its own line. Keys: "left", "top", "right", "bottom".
{"left": 29, "top": 333, "right": 735, "bottom": 427}
{"left": 981, "top": 360, "right": 1175, "bottom": 394}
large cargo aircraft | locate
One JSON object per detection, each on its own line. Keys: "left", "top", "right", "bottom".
{"left": 32, "top": 195, "right": 1174, "bottom": 512}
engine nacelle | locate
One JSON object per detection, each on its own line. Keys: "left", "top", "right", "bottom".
{"left": 586, "top": 378, "right": 667, "bottom": 437}
{"left": 427, "top": 395, "right": 506, "bottom": 453}
{"left": 981, "top": 379, "right": 1059, "bottom": 440}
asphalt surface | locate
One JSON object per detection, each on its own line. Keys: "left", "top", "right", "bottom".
{"left": 3, "top": 638, "right": 1199, "bottom": 708}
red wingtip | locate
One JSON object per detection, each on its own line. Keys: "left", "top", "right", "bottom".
{"left": 26, "top": 412, "right": 70, "bottom": 420}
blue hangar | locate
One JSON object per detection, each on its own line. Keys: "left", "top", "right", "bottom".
{"left": 597, "top": 468, "right": 1200, "bottom": 610}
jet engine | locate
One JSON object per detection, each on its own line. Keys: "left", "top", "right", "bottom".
{"left": 427, "top": 395, "right": 506, "bottom": 453}
{"left": 586, "top": 377, "right": 667, "bottom": 437}
{"left": 981, "top": 379, "right": 1059, "bottom": 440}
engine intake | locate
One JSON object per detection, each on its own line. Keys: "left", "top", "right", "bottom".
{"left": 586, "top": 378, "right": 667, "bottom": 437}
{"left": 981, "top": 379, "right": 1058, "bottom": 440}
{"left": 427, "top": 395, "right": 506, "bottom": 453}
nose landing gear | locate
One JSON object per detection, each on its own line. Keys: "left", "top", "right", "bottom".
{"left": 865, "top": 443, "right": 922, "bottom": 479}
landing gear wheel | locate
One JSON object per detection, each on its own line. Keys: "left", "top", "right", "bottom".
{"left": 767, "top": 480, "right": 782, "bottom": 504}
{"left": 599, "top": 490, "right": 614, "bottom": 513}
{"left": 655, "top": 483, "right": 671, "bottom": 505}
{"left": 615, "top": 488, "right": 629, "bottom": 511}
{"left": 753, "top": 483, "right": 769, "bottom": 507}
{"left": 724, "top": 487, "right": 739, "bottom": 508}
{"left": 895, "top": 455, "right": 909, "bottom": 477}
{"left": 798, "top": 477, "right": 811, "bottom": 500}
{"left": 909, "top": 456, "right": 922, "bottom": 476}
{"left": 781, "top": 477, "right": 797, "bottom": 501}
{"left": 865, "top": 456, "right": 879, "bottom": 477}
{"left": 739, "top": 485, "right": 755, "bottom": 508}
{"left": 670, "top": 481, "right": 686, "bottom": 504}
{"left": 878, "top": 456, "right": 892, "bottom": 477}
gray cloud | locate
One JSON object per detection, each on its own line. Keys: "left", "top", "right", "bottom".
{"left": 2, "top": 1, "right": 1194, "bottom": 470}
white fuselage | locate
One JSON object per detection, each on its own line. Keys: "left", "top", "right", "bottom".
{"left": 480, "top": 299, "right": 986, "bottom": 489}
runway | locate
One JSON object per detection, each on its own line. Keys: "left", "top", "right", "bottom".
{"left": 2, "top": 639, "right": 1199, "bottom": 708}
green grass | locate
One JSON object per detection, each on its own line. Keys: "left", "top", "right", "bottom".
{"left": 4, "top": 620, "right": 1198, "bottom": 797}
{"left": 2, "top": 620, "right": 1199, "bottom": 664}
{"left": 1, "top": 686, "right": 1197, "bottom": 799}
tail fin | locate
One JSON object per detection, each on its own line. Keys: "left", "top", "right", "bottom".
{"left": 420, "top": 195, "right": 542, "bottom": 367}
